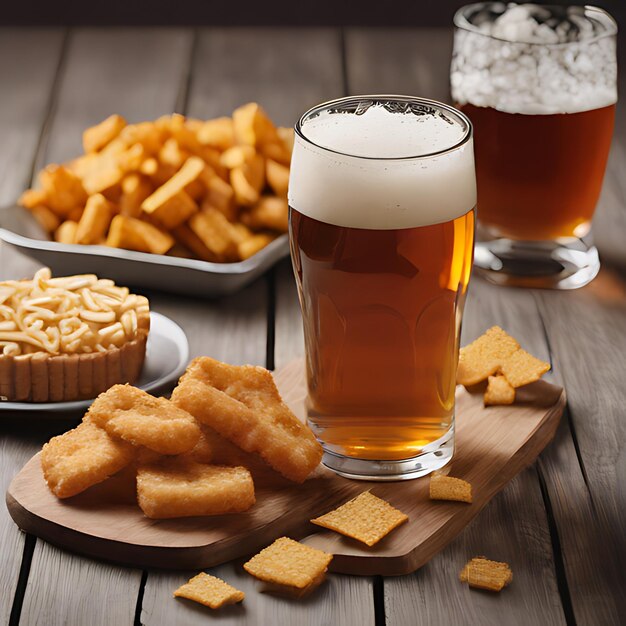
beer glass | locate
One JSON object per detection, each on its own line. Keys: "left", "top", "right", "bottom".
{"left": 288, "top": 96, "right": 476, "bottom": 480}
{"left": 452, "top": 3, "right": 617, "bottom": 289}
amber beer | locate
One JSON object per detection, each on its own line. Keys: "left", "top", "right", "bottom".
{"left": 460, "top": 103, "right": 616, "bottom": 241}
{"left": 452, "top": 3, "right": 617, "bottom": 288}
{"left": 288, "top": 96, "right": 476, "bottom": 480}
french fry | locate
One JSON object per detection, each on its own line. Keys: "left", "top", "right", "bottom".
{"left": 30, "top": 205, "right": 61, "bottom": 233}
{"left": 159, "top": 138, "right": 189, "bottom": 170}
{"left": 106, "top": 215, "right": 174, "bottom": 254}
{"left": 219, "top": 145, "right": 256, "bottom": 170}
{"left": 244, "top": 196, "right": 288, "bottom": 232}
{"left": 19, "top": 189, "right": 48, "bottom": 210}
{"left": 197, "top": 117, "right": 235, "bottom": 150}
{"left": 119, "top": 121, "right": 164, "bottom": 154}
{"left": 232, "top": 102, "right": 280, "bottom": 147}
{"left": 54, "top": 220, "right": 78, "bottom": 244}
{"left": 266, "top": 159, "right": 289, "bottom": 197}
{"left": 75, "top": 193, "right": 114, "bottom": 244}
{"left": 39, "top": 165, "right": 87, "bottom": 216}
{"left": 83, "top": 114, "right": 127, "bottom": 153}
{"left": 120, "top": 174, "right": 152, "bottom": 218}
{"left": 238, "top": 233, "right": 274, "bottom": 260}
{"left": 172, "top": 223, "right": 221, "bottom": 263}
{"left": 230, "top": 154, "right": 265, "bottom": 207}
{"left": 188, "top": 208, "right": 239, "bottom": 261}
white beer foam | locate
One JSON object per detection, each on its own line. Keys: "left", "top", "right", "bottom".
{"left": 288, "top": 102, "right": 476, "bottom": 230}
{"left": 451, "top": 4, "right": 617, "bottom": 115}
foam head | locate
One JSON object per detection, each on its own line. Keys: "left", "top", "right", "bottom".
{"left": 288, "top": 97, "right": 476, "bottom": 230}
{"left": 451, "top": 3, "right": 618, "bottom": 114}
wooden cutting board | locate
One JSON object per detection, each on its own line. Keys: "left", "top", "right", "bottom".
{"left": 6, "top": 360, "right": 565, "bottom": 576}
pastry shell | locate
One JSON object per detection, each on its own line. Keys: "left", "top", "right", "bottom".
{"left": 0, "top": 330, "right": 148, "bottom": 403}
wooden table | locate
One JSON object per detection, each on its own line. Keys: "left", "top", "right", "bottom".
{"left": 0, "top": 27, "right": 624, "bottom": 626}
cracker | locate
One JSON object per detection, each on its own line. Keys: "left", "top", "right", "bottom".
{"left": 243, "top": 537, "right": 332, "bottom": 593}
{"left": 457, "top": 326, "right": 520, "bottom": 386}
{"left": 137, "top": 459, "right": 255, "bottom": 518}
{"left": 460, "top": 557, "right": 513, "bottom": 592}
{"left": 87, "top": 384, "right": 200, "bottom": 455}
{"left": 174, "top": 572, "right": 244, "bottom": 609}
{"left": 429, "top": 474, "right": 473, "bottom": 503}
{"left": 500, "top": 349, "right": 550, "bottom": 388}
{"left": 311, "top": 491, "right": 408, "bottom": 546}
{"left": 171, "top": 357, "right": 322, "bottom": 483}
{"left": 41, "top": 420, "right": 135, "bottom": 498}
{"left": 484, "top": 375, "right": 516, "bottom": 406}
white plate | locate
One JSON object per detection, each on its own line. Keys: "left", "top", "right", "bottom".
{"left": 0, "top": 312, "right": 189, "bottom": 413}
{"left": 0, "top": 205, "right": 289, "bottom": 297}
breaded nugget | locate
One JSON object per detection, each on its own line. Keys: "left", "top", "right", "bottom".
{"left": 41, "top": 420, "right": 135, "bottom": 498}
{"left": 136, "top": 458, "right": 255, "bottom": 519}
{"left": 87, "top": 384, "right": 200, "bottom": 455}
{"left": 171, "top": 357, "right": 322, "bottom": 482}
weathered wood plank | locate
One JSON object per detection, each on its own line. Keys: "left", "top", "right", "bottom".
{"left": 141, "top": 27, "right": 375, "bottom": 626}
{"left": 0, "top": 28, "right": 66, "bottom": 626}
{"left": 340, "top": 27, "right": 568, "bottom": 625}
{"left": 18, "top": 27, "right": 195, "bottom": 626}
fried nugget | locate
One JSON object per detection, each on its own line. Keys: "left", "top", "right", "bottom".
{"left": 87, "top": 384, "right": 200, "bottom": 455}
{"left": 137, "top": 458, "right": 255, "bottom": 519}
{"left": 41, "top": 420, "right": 135, "bottom": 498}
{"left": 171, "top": 357, "right": 322, "bottom": 482}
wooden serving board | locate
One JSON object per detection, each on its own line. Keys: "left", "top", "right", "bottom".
{"left": 6, "top": 360, "right": 565, "bottom": 576}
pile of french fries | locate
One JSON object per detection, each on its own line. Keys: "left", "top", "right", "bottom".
{"left": 19, "top": 103, "right": 293, "bottom": 262}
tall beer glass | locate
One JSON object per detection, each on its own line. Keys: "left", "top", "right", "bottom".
{"left": 452, "top": 3, "right": 617, "bottom": 289}
{"left": 288, "top": 96, "right": 476, "bottom": 480}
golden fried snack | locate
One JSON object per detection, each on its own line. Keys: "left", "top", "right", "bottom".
{"left": 243, "top": 537, "right": 332, "bottom": 596}
{"left": 197, "top": 117, "right": 236, "bottom": 151}
{"left": 39, "top": 165, "right": 88, "bottom": 216}
{"left": 54, "top": 220, "right": 78, "bottom": 244}
{"left": 174, "top": 573, "right": 244, "bottom": 609}
{"left": 243, "top": 196, "right": 288, "bottom": 232}
{"left": 41, "top": 420, "right": 135, "bottom": 498}
{"left": 238, "top": 233, "right": 274, "bottom": 261}
{"left": 171, "top": 357, "right": 323, "bottom": 482}
{"left": 266, "top": 159, "right": 289, "bottom": 197}
{"left": 83, "top": 114, "right": 127, "bottom": 153}
{"left": 119, "top": 174, "right": 152, "bottom": 217}
{"left": 429, "top": 475, "right": 473, "bottom": 503}
{"left": 188, "top": 208, "right": 240, "bottom": 262}
{"left": 137, "top": 458, "right": 255, "bottom": 518}
{"left": 311, "top": 491, "right": 408, "bottom": 546}
{"left": 20, "top": 105, "right": 294, "bottom": 263}
{"left": 75, "top": 193, "right": 114, "bottom": 245}
{"left": 87, "top": 384, "right": 200, "bottom": 455}
{"left": 460, "top": 557, "right": 513, "bottom": 592}
{"left": 106, "top": 215, "right": 174, "bottom": 255}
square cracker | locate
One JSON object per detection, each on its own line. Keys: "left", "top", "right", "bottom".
{"left": 460, "top": 557, "right": 513, "bottom": 591}
{"left": 136, "top": 458, "right": 255, "bottom": 519}
{"left": 174, "top": 573, "right": 244, "bottom": 609}
{"left": 87, "top": 384, "right": 200, "bottom": 455}
{"left": 429, "top": 474, "right": 473, "bottom": 504}
{"left": 311, "top": 491, "right": 408, "bottom": 547}
{"left": 484, "top": 375, "right": 516, "bottom": 406}
{"left": 41, "top": 420, "right": 135, "bottom": 498}
{"left": 457, "top": 326, "right": 520, "bottom": 386}
{"left": 171, "top": 357, "right": 322, "bottom": 483}
{"left": 243, "top": 537, "right": 332, "bottom": 592}
{"left": 500, "top": 349, "right": 550, "bottom": 388}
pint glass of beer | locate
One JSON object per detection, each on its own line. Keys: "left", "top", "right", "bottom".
{"left": 288, "top": 96, "right": 476, "bottom": 480}
{"left": 452, "top": 3, "right": 617, "bottom": 289}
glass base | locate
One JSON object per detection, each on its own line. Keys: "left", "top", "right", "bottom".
{"left": 320, "top": 424, "right": 454, "bottom": 481}
{"left": 474, "top": 234, "right": 600, "bottom": 289}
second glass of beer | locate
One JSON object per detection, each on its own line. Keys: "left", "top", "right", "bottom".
{"left": 289, "top": 96, "right": 476, "bottom": 480}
